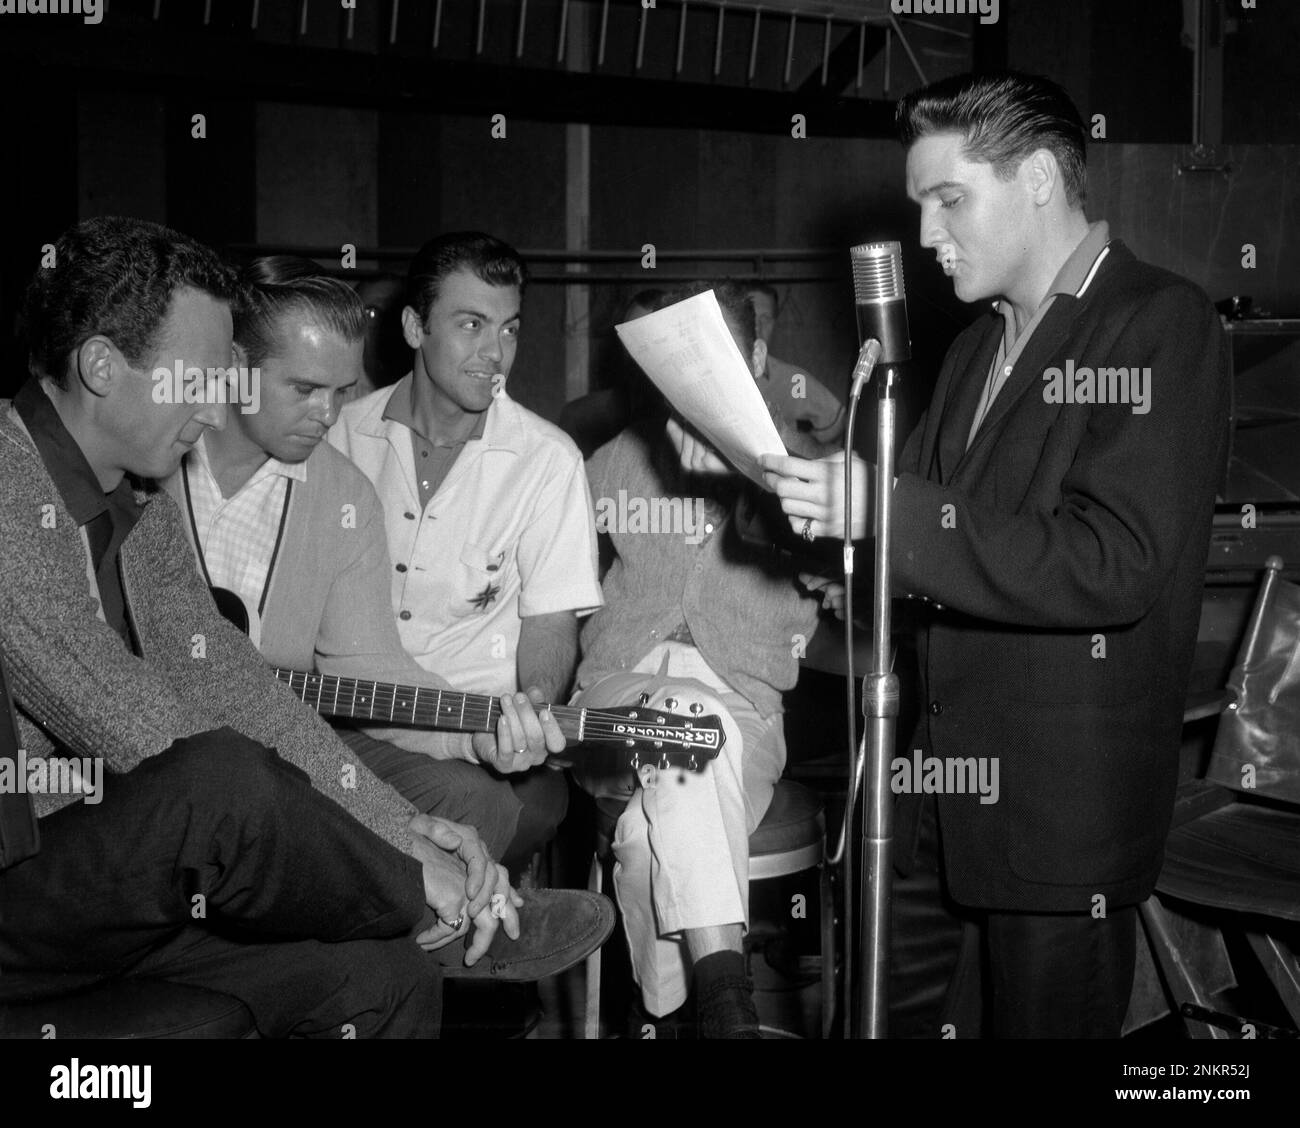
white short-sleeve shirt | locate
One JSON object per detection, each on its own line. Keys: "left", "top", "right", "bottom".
{"left": 330, "top": 377, "right": 604, "bottom": 695}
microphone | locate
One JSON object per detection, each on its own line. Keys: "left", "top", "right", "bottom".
{"left": 849, "top": 240, "right": 912, "bottom": 370}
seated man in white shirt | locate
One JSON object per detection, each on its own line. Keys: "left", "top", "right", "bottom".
{"left": 331, "top": 233, "right": 604, "bottom": 859}
{"left": 160, "top": 256, "right": 568, "bottom": 877}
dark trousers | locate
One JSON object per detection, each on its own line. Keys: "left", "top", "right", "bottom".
{"left": 341, "top": 727, "right": 569, "bottom": 874}
{"left": 894, "top": 795, "right": 1138, "bottom": 1038}
{"left": 0, "top": 728, "right": 440, "bottom": 1038}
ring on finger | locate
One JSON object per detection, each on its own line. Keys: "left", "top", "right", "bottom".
{"left": 800, "top": 517, "right": 815, "bottom": 543}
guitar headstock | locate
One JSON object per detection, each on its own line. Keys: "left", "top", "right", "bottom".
{"left": 572, "top": 695, "right": 725, "bottom": 773}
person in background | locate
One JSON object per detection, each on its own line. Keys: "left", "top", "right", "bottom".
{"left": 746, "top": 281, "right": 846, "bottom": 447}
{"left": 351, "top": 273, "right": 408, "bottom": 401}
{"left": 559, "top": 288, "right": 666, "bottom": 458}
{"left": 572, "top": 281, "right": 826, "bottom": 1038}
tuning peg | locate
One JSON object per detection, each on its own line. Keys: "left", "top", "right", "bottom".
{"left": 625, "top": 738, "right": 635, "bottom": 747}
{"left": 690, "top": 702, "right": 704, "bottom": 715}
{"left": 631, "top": 753, "right": 640, "bottom": 770}
{"left": 688, "top": 754, "right": 698, "bottom": 771}
{"left": 658, "top": 752, "right": 670, "bottom": 770}
{"left": 655, "top": 715, "right": 665, "bottom": 724}
{"left": 664, "top": 697, "right": 678, "bottom": 710}
{"left": 654, "top": 740, "right": 663, "bottom": 749}
{"left": 637, "top": 692, "right": 651, "bottom": 705}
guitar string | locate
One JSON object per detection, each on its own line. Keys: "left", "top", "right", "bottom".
{"left": 274, "top": 674, "right": 713, "bottom": 741}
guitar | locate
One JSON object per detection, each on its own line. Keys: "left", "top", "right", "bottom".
{"left": 209, "top": 586, "right": 724, "bottom": 773}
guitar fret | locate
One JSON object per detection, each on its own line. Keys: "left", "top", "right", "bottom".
{"left": 265, "top": 667, "right": 720, "bottom": 772}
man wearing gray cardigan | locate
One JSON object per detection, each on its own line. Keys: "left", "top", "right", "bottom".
{"left": 0, "top": 216, "right": 611, "bottom": 1036}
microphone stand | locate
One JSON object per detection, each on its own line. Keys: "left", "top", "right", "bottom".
{"left": 860, "top": 363, "right": 900, "bottom": 1038}
{"left": 835, "top": 334, "right": 896, "bottom": 1039}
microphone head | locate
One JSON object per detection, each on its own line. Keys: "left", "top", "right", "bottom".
{"left": 850, "top": 240, "right": 906, "bottom": 305}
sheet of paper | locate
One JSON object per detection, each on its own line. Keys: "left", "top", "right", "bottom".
{"left": 614, "top": 290, "right": 786, "bottom": 486}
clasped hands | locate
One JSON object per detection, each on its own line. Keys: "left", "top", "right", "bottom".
{"left": 410, "top": 812, "right": 522, "bottom": 966}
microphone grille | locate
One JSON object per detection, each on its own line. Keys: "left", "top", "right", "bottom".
{"left": 849, "top": 240, "right": 905, "bottom": 304}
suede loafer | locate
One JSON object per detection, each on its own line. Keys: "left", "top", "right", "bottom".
{"left": 437, "top": 888, "right": 615, "bottom": 982}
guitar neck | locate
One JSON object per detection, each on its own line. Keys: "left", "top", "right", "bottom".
{"left": 271, "top": 669, "right": 587, "bottom": 740}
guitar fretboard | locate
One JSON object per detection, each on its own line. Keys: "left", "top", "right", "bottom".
{"left": 272, "top": 669, "right": 586, "bottom": 739}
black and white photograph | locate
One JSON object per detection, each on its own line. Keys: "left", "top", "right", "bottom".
{"left": 0, "top": 0, "right": 1296, "bottom": 1110}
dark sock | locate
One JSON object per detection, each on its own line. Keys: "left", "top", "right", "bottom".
{"left": 694, "top": 950, "right": 760, "bottom": 1039}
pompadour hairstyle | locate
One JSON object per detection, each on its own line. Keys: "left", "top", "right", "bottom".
{"left": 406, "top": 232, "right": 527, "bottom": 324}
{"left": 895, "top": 71, "right": 1088, "bottom": 208}
{"left": 22, "top": 215, "right": 239, "bottom": 387}
{"left": 235, "top": 255, "right": 367, "bottom": 368}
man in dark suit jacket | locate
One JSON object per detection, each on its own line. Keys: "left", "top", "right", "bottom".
{"left": 762, "top": 72, "right": 1231, "bottom": 1036}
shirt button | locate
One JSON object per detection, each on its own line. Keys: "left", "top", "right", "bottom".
{"left": 395, "top": 563, "right": 407, "bottom": 573}
{"left": 404, "top": 511, "right": 415, "bottom": 520}
{"left": 704, "top": 523, "right": 714, "bottom": 535}
{"left": 928, "top": 701, "right": 944, "bottom": 716}
{"left": 399, "top": 610, "right": 412, "bottom": 621}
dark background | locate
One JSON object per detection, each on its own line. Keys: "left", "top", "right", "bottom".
{"left": 0, "top": 0, "right": 1296, "bottom": 432}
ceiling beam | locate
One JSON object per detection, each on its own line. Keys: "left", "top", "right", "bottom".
{"left": 0, "top": 23, "right": 898, "bottom": 138}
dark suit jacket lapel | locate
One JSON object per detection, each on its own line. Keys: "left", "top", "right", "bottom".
{"left": 934, "top": 320, "right": 1000, "bottom": 485}
{"left": 953, "top": 297, "right": 1077, "bottom": 479}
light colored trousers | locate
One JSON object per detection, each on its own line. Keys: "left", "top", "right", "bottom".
{"left": 573, "top": 642, "right": 785, "bottom": 1016}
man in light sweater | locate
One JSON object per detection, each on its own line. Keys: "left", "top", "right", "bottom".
{"left": 0, "top": 217, "right": 611, "bottom": 1037}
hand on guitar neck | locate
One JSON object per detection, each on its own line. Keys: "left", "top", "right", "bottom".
{"left": 210, "top": 585, "right": 726, "bottom": 775}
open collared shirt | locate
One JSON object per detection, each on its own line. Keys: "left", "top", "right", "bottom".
{"left": 381, "top": 380, "right": 488, "bottom": 513}
{"left": 966, "top": 220, "right": 1112, "bottom": 449}
{"left": 13, "top": 379, "right": 140, "bottom": 648}
{"left": 172, "top": 434, "right": 308, "bottom": 617}
{"left": 330, "top": 376, "right": 603, "bottom": 695}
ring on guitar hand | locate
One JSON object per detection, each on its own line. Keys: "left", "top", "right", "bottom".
{"left": 446, "top": 914, "right": 465, "bottom": 931}
{"left": 800, "top": 517, "right": 815, "bottom": 543}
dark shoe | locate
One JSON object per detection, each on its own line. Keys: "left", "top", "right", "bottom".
{"left": 694, "top": 950, "right": 761, "bottom": 1038}
{"left": 439, "top": 888, "right": 615, "bottom": 982}
{"left": 627, "top": 995, "right": 697, "bottom": 1040}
